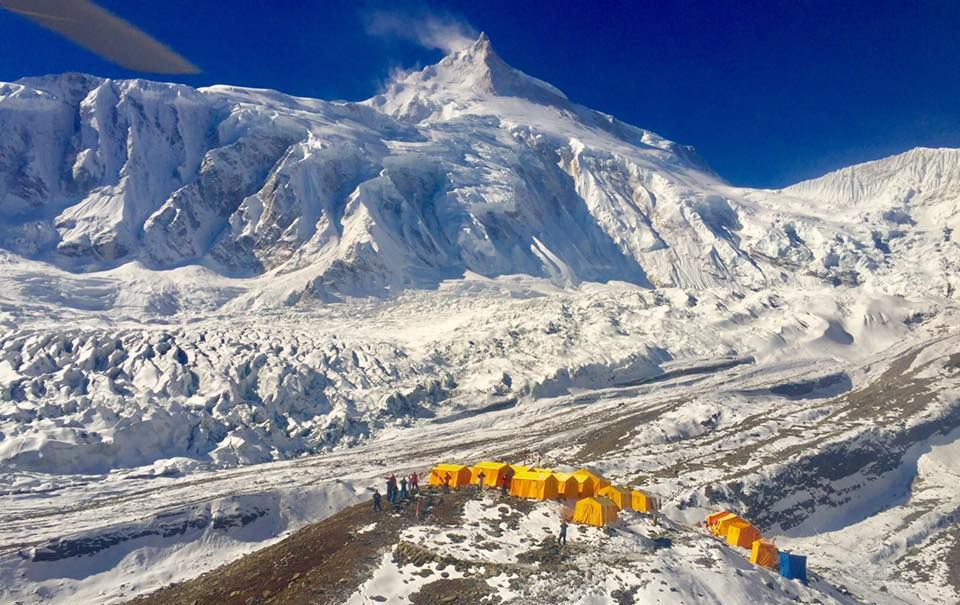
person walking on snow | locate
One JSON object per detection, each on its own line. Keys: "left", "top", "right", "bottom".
{"left": 373, "top": 490, "right": 382, "bottom": 512}
{"left": 477, "top": 471, "right": 486, "bottom": 492}
{"left": 399, "top": 476, "right": 408, "bottom": 500}
{"left": 558, "top": 519, "right": 568, "bottom": 546}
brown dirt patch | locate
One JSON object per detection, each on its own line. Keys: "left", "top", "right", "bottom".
{"left": 125, "top": 487, "right": 474, "bottom": 605}
{"left": 409, "top": 577, "right": 500, "bottom": 604}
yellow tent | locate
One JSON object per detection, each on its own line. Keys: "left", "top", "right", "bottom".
{"left": 572, "top": 468, "right": 610, "bottom": 497}
{"left": 428, "top": 464, "right": 471, "bottom": 488}
{"left": 711, "top": 512, "right": 747, "bottom": 537}
{"left": 470, "top": 461, "right": 510, "bottom": 487}
{"left": 727, "top": 520, "right": 762, "bottom": 549}
{"left": 705, "top": 510, "right": 732, "bottom": 528}
{"left": 553, "top": 472, "right": 580, "bottom": 499}
{"left": 750, "top": 540, "right": 779, "bottom": 569}
{"left": 508, "top": 464, "right": 528, "bottom": 476}
{"left": 597, "top": 485, "right": 632, "bottom": 511}
{"left": 631, "top": 489, "right": 657, "bottom": 513}
{"left": 509, "top": 470, "right": 559, "bottom": 500}
{"left": 572, "top": 496, "right": 619, "bottom": 527}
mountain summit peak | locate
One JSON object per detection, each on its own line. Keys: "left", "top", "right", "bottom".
{"left": 369, "top": 31, "right": 570, "bottom": 122}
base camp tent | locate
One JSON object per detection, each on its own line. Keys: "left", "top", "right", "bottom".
{"left": 750, "top": 540, "right": 779, "bottom": 570}
{"left": 597, "top": 485, "right": 632, "bottom": 511}
{"left": 779, "top": 552, "right": 807, "bottom": 582}
{"left": 510, "top": 470, "right": 559, "bottom": 500}
{"left": 470, "top": 461, "right": 510, "bottom": 487}
{"left": 508, "top": 464, "right": 528, "bottom": 477}
{"left": 710, "top": 512, "right": 747, "bottom": 537}
{"left": 553, "top": 472, "right": 580, "bottom": 499}
{"left": 706, "top": 510, "right": 733, "bottom": 529}
{"left": 631, "top": 489, "right": 657, "bottom": 513}
{"left": 726, "top": 520, "right": 762, "bottom": 549}
{"left": 572, "top": 468, "right": 611, "bottom": 497}
{"left": 428, "top": 464, "right": 471, "bottom": 488}
{"left": 572, "top": 496, "right": 619, "bottom": 527}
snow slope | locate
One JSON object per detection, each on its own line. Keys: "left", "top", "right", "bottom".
{"left": 0, "top": 32, "right": 958, "bottom": 605}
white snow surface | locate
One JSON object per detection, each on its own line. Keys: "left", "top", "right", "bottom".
{"left": 0, "top": 33, "right": 958, "bottom": 605}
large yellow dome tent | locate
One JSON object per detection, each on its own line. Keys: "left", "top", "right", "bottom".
{"left": 572, "top": 496, "right": 619, "bottom": 527}
{"left": 597, "top": 485, "right": 632, "bottom": 511}
{"left": 631, "top": 489, "right": 657, "bottom": 513}
{"left": 470, "top": 461, "right": 510, "bottom": 487}
{"left": 553, "top": 472, "right": 580, "bottom": 499}
{"left": 509, "top": 470, "right": 560, "bottom": 500}
{"left": 428, "top": 464, "right": 471, "bottom": 488}
{"left": 572, "top": 468, "right": 610, "bottom": 497}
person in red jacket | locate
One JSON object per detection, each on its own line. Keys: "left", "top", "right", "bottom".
{"left": 409, "top": 472, "right": 419, "bottom": 495}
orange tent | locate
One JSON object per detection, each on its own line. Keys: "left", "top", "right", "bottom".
{"left": 597, "top": 485, "right": 632, "bottom": 511}
{"left": 631, "top": 490, "right": 657, "bottom": 513}
{"left": 710, "top": 512, "right": 747, "bottom": 537}
{"left": 427, "top": 464, "right": 471, "bottom": 488}
{"left": 750, "top": 540, "right": 779, "bottom": 570}
{"left": 510, "top": 470, "right": 560, "bottom": 500}
{"left": 553, "top": 472, "right": 580, "bottom": 499}
{"left": 706, "top": 511, "right": 732, "bottom": 527}
{"left": 508, "top": 464, "right": 528, "bottom": 476}
{"left": 470, "top": 461, "right": 510, "bottom": 487}
{"left": 727, "top": 520, "right": 762, "bottom": 549}
{"left": 572, "top": 468, "right": 610, "bottom": 497}
{"left": 572, "top": 496, "right": 619, "bottom": 527}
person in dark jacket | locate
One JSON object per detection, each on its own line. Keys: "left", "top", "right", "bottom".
{"left": 387, "top": 474, "right": 398, "bottom": 504}
{"left": 476, "top": 471, "right": 486, "bottom": 492}
{"left": 558, "top": 519, "right": 568, "bottom": 546}
{"left": 443, "top": 472, "right": 452, "bottom": 493}
{"left": 500, "top": 473, "right": 510, "bottom": 496}
{"left": 399, "top": 476, "right": 408, "bottom": 500}
{"left": 373, "top": 490, "right": 382, "bottom": 512}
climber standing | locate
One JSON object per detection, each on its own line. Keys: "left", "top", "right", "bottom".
{"left": 476, "top": 470, "right": 486, "bottom": 493}
{"left": 443, "top": 472, "right": 452, "bottom": 493}
{"left": 387, "top": 474, "right": 398, "bottom": 504}
{"left": 399, "top": 476, "right": 409, "bottom": 501}
{"left": 558, "top": 519, "right": 568, "bottom": 547}
{"left": 409, "top": 472, "right": 419, "bottom": 495}
{"left": 373, "top": 489, "right": 382, "bottom": 512}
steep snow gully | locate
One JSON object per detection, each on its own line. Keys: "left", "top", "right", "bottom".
{"left": 1, "top": 34, "right": 959, "bottom": 604}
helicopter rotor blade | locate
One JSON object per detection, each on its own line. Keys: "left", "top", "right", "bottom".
{"left": 0, "top": 0, "right": 200, "bottom": 74}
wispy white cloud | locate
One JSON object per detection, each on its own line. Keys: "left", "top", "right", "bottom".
{"left": 365, "top": 10, "right": 477, "bottom": 54}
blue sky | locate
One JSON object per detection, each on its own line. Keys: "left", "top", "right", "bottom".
{"left": 1, "top": 0, "right": 957, "bottom": 188}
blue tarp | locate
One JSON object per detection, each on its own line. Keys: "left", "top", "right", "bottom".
{"left": 779, "top": 552, "right": 807, "bottom": 582}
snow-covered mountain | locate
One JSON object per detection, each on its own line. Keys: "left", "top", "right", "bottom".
{"left": 1, "top": 33, "right": 959, "bottom": 605}
{"left": 4, "top": 34, "right": 955, "bottom": 300}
